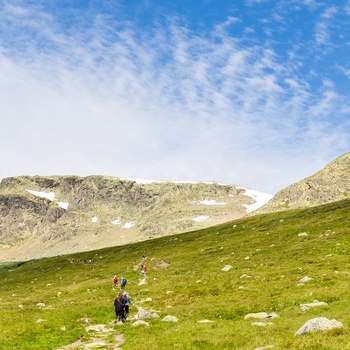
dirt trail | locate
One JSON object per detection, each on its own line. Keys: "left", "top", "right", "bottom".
{"left": 57, "top": 322, "right": 125, "bottom": 350}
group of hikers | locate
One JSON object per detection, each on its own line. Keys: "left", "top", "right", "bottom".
{"left": 113, "top": 255, "right": 147, "bottom": 322}
{"left": 113, "top": 290, "right": 135, "bottom": 323}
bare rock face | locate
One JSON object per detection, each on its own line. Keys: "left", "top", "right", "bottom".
{"left": 0, "top": 175, "right": 261, "bottom": 262}
{"left": 255, "top": 152, "right": 350, "bottom": 214}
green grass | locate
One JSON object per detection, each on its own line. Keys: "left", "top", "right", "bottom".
{"left": 2, "top": 199, "right": 350, "bottom": 349}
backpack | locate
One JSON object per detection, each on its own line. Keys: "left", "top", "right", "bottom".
{"left": 122, "top": 278, "right": 127, "bottom": 284}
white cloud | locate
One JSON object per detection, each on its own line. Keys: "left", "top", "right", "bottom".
{"left": 0, "top": 1, "right": 349, "bottom": 194}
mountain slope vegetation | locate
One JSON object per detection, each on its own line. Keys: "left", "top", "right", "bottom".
{"left": 1, "top": 199, "right": 350, "bottom": 349}
{"left": 0, "top": 175, "right": 265, "bottom": 262}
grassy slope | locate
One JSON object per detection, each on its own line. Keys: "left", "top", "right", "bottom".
{"left": 1, "top": 199, "right": 350, "bottom": 349}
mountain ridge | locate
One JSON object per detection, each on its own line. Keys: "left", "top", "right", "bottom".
{"left": 0, "top": 175, "right": 272, "bottom": 262}
{"left": 255, "top": 152, "right": 350, "bottom": 214}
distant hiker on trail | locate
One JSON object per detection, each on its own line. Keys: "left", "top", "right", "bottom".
{"left": 121, "top": 277, "right": 127, "bottom": 290}
{"left": 140, "top": 264, "right": 144, "bottom": 273}
{"left": 113, "top": 275, "right": 118, "bottom": 286}
{"left": 142, "top": 254, "right": 146, "bottom": 261}
{"left": 143, "top": 265, "right": 147, "bottom": 275}
{"left": 123, "top": 291, "right": 135, "bottom": 321}
{"left": 114, "top": 292, "right": 126, "bottom": 322}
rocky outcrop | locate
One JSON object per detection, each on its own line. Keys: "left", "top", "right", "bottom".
{"left": 255, "top": 152, "right": 350, "bottom": 214}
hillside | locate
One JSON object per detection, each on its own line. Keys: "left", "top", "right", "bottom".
{"left": 0, "top": 175, "right": 272, "bottom": 262}
{"left": 255, "top": 152, "right": 350, "bottom": 214}
{"left": 1, "top": 199, "right": 350, "bottom": 349}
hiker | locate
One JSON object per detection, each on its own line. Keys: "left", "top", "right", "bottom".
{"left": 123, "top": 291, "right": 135, "bottom": 321}
{"left": 114, "top": 292, "right": 126, "bottom": 322}
{"left": 142, "top": 254, "right": 146, "bottom": 261}
{"left": 113, "top": 275, "right": 118, "bottom": 286}
{"left": 143, "top": 265, "right": 147, "bottom": 275}
{"left": 140, "top": 264, "right": 144, "bottom": 273}
{"left": 120, "top": 277, "right": 127, "bottom": 290}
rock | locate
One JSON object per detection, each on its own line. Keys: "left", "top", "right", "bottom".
{"left": 198, "top": 319, "right": 213, "bottom": 323}
{"left": 133, "top": 320, "right": 150, "bottom": 326}
{"left": 254, "top": 346, "right": 275, "bottom": 350}
{"left": 244, "top": 312, "right": 279, "bottom": 320}
{"left": 136, "top": 307, "right": 153, "bottom": 320}
{"left": 36, "top": 302, "right": 45, "bottom": 308}
{"left": 296, "top": 276, "right": 312, "bottom": 285}
{"left": 300, "top": 300, "right": 328, "bottom": 311}
{"left": 221, "top": 265, "right": 233, "bottom": 271}
{"left": 138, "top": 278, "right": 147, "bottom": 286}
{"left": 298, "top": 232, "right": 308, "bottom": 237}
{"left": 295, "top": 317, "right": 343, "bottom": 336}
{"left": 36, "top": 319, "right": 46, "bottom": 323}
{"left": 161, "top": 315, "right": 179, "bottom": 322}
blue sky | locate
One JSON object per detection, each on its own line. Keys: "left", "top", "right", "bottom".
{"left": 1, "top": 0, "right": 350, "bottom": 194}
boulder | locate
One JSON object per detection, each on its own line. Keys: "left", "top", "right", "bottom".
{"left": 244, "top": 312, "right": 279, "bottom": 320}
{"left": 161, "top": 315, "right": 179, "bottom": 322}
{"left": 295, "top": 317, "right": 343, "bottom": 336}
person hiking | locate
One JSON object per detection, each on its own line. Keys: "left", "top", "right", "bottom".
{"left": 120, "top": 277, "right": 127, "bottom": 290}
{"left": 114, "top": 292, "right": 126, "bottom": 322}
{"left": 113, "top": 275, "right": 118, "bottom": 286}
{"left": 143, "top": 265, "right": 147, "bottom": 275}
{"left": 122, "top": 291, "right": 135, "bottom": 321}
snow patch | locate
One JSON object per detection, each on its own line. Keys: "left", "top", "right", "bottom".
{"left": 237, "top": 187, "right": 273, "bottom": 213}
{"left": 123, "top": 222, "right": 135, "bottom": 229}
{"left": 57, "top": 202, "right": 69, "bottom": 209}
{"left": 112, "top": 218, "right": 121, "bottom": 225}
{"left": 26, "top": 189, "right": 70, "bottom": 210}
{"left": 26, "top": 189, "right": 55, "bottom": 201}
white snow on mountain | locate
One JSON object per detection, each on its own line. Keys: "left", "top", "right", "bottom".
{"left": 26, "top": 189, "right": 70, "bottom": 209}
{"left": 238, "top": 187, "right": 274, "bottom": 213}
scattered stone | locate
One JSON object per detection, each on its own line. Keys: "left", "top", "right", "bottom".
{"left": 198, "top": 319, "right": 213, "bottom": 323}
{"left": 36, "top": 303, "right": 45, "bottom": 308}
{"left": 136, "top": 307, "right": 153, "bottom": 320}
{"left": 153, "top": 259, "right": 170, "bottom": 270}
{"left": 240, "top": 274, "right": 252, "bottom": 279}
{"left": 18, "top": 304, "right": 23, "bottom": 308}
{"left": 138, "top": 278, "right": 147, "bottom": 286}
{"left": 36, "top": 319, "right": 46, "bottom": 323}
{"left": 298, "top": 232, "right": 308, "bottom": 237}
{"left": 145, "top": 297, "right": 152, "bottom": 302}
{"left": 295, "top": 317, "right": 343, "bottom": 336}
{"left": 296, "top": 276, "right": 312, "bottom": 285}
{"left": 221, "top": 265, "right": 233, "bottom": 271}
{"left": 254, "top": 346, "right": 275, "bottom": 350}
{"left": 60, "top": 326, "right": 66, "bottom": 331}
{"left": 133, "top": 320, "right": 150, "bottom": 327}
{"left": 166, "top": 291, "right": 173, "bottom": 294}
{"left": 244, "top": 312, "right": 279, "bottom": 320}
{"left": 300, "top": 300, "right": 328, "bottom": 311}
{"left": 162, "top": 315, "right": 179, "bottom": 322}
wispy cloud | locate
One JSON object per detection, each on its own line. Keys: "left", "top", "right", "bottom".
{"left": 0, "top": 1, "right": 349, "bottom": 193}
